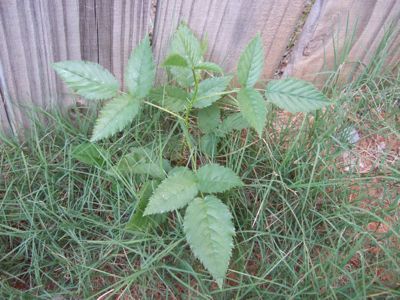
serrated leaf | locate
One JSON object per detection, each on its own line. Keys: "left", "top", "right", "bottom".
{"left": 194, "top": 62, "right": 223, "bottom": 74}
{"left": 163, "top": 53, "right": 189, "bottom": 68}
{"left": 193, "top": 76, "right": 232, "bottom": 108}
{"left": 167, "top": 24, "right": 203, "bottom": 88}
{"left": 114, "top": 147, "right": 170, "bottom": 179}
{"left": 237, "top": 88, "right": 266, "bottom": 137}
{"left": 168, "top": 166, "right": 190, "bottom": 176}
{"left": 53, "top": 61, "right": 119, "bottom": 100}
{"left": 197, "top": 104, "right": 220, "bottom": 133}
{"left": 149, "top": 86, "right": 189, "bottom": 113}
{"left": 170, "top": 23, "right": 202, "bottom": 67}
{"left": 170, "top": 67, "right": 196, "bottom": 88}
{"left": 91, "top": 94, "right": 140, "bottom": 142}
{"left": 144, "top": 169, "right": 198, "bottom": 215}
{"left": 184, "top": 196, "right": 235, "bottom": 288}
{"left": 71, "top": 143, "right": 108, "bottom": 167}
{"left": 217, "top": 113, "right": 250, "bottom": 137}
{"left": 265, "top": 78, "right": 331, "bottom": 113}
{"left": 196, "top": 163, "right": 243, "bottom": 193}
{"left": 126, "top": 181, "right": 167, "bottom": 231}
{"left": 126, "top": 36, "right": 155, "bottom": 99}
{"left": 199, "top": 133, "right": 219, "bottom": 157}
{"left": 237, "top": 35, "right": 264, "bottom": 88}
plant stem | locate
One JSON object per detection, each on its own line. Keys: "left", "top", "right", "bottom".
{"left": 143, "top": 100, "right": 185, "bottom": 121}
{"left": 185, "top": 68, "right": 200, "bottom": 127}
{"left": 180, "top": 68, "right": 200, "bottom": 170}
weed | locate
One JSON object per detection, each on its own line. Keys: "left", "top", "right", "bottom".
{"left": 51, "top": 24, "right": 330, "bottom": 288}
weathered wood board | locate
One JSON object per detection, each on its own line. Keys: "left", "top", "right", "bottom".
{"left": 1, "top": 0, "right": 400, "bottom": 135}
{"left": 151, "top": 0, "right": 306, "bottom": 81}
{"left": 0, "top": 62, "right": 13, "bottom": 136}
{"left": 284, "top": 0, "right": 400, "bottom": 84}
{"left": 98, "top": 0, "right": 152, "bottom": 85}
{"left": 0, "top": 0, "right": 82, "bottom": 132}
{"left": 0, "top": 93, "right": 12, "bottom": 136}
{"left": 0, "top": 0, "right": 151, "bottom": 133}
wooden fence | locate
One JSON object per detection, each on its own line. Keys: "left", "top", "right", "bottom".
{"left": 1, "top": 0, "right": 399, "bottom": 135}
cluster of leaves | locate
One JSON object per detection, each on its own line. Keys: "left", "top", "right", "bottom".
{"left": 54, "top": 24, "right": 331, "bottom": 287}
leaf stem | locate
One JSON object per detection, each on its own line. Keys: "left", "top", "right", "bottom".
{"left": 185, "top": 68, "right": 200, "bottom": 126}
{"left": 181, "top": 68, "right": 200, "bottom": 170}
{"left": 143, "top": 100, "right": 185, "bottom": 121}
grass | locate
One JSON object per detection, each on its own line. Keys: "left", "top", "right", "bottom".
{"left": 1, "top": 61, "right": 400, "bottom": 299}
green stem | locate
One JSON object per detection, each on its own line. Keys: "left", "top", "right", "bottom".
{"left": 143, "top": 100, "right": 185, "bottom": 121}
{"left": 180, "top": 68, "right": 200, "bottom": 170}
{"left": 184, "top": 68, "right": 200, "bottom": 126}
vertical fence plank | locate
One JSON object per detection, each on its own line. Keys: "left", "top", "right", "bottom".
{"left": 0, "top": 95, "right": 12, "bottom": 136}
{"left": 79, "top": 0, "right": 98, "bottom": 63}
{"left": 79, "top": 0, "right": 152, "bottom": 84}
{"left": 0, "top": 0, "right": 32, "bottom": 130}
{"left": 104, "top": 0, "right": 151, "bottom": 81}
{"left": 152, "top": 0, "right": 306, "bottom": 81}
{"left": 0, "top": 62, "right": 13, "bottom": 135}
{"left": 0, "top": 0, "right": 81, "bottom": 132}
{"left": 0, "top": 0, "right": 152, "bottom": 134}
{"left": 284, "top": 0, "right": 400, "bottom": 84}
{"left": 386, "top": 33, "right": 400, "bottom": 69}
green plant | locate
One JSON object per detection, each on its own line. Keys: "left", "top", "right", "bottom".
{"left": 53, "top": 24, "right": 331, "bottom": 287}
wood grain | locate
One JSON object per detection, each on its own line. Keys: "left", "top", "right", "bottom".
{"left": 79, "top": 0, "right": 152, "bottom": 84}
{"left": 0, "top": 0, "right": 81, "bottom": 132}
{"left": 0, "top": 91, "right": 12, "bottom": 136}
{"left": 1, "top": 0, "right": 399, "bottom": 134}
{"left": 152, "top": 0, "right": 306, "bottom": 81}
{"left": 284, "top": 0, "right": 400, "bottom": 84}
{"left": 98, "top": 0, "right": 152, "bottom": 85}
{"left": 0, "top": 0, "right": 152, "bottom": 134}
{"left": 79, "top": 0, "right": 98, "bottom": 63}
{"left": 0, "top": 62, "right": 14, "bottom": 135}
